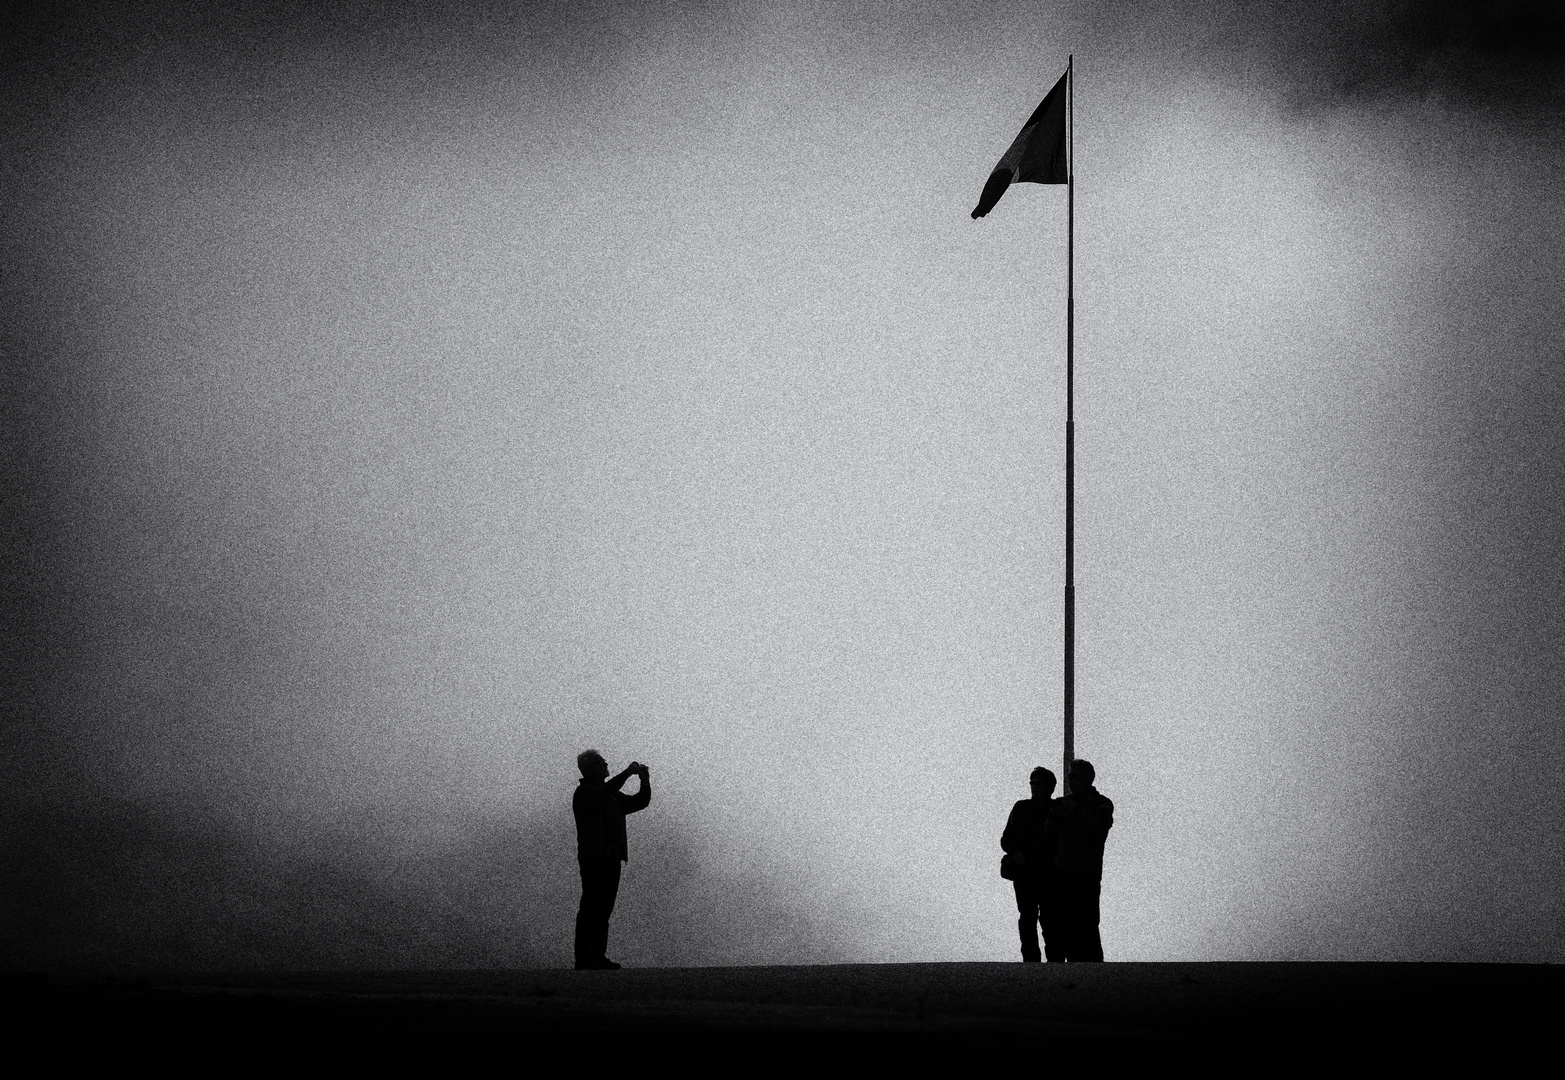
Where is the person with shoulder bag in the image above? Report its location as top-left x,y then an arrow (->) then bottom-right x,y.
1000,767 -> 1062,963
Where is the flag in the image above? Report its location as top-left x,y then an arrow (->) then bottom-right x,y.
970,69 -> 1069,219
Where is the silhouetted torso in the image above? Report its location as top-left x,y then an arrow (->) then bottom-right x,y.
573,775 -> 650,866
1001,797 -> 1058,880
1046,784 -> 1113,881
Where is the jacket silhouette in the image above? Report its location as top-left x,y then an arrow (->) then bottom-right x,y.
1002,797 -> 1059,880
1044,777 -> 1113,962
574,773 -> 649,865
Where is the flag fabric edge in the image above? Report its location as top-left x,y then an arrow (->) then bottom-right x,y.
970,67 -> 1070,219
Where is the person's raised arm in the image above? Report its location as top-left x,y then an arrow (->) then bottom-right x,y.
1041,799 -> 1064,847
621,762 -> 650,814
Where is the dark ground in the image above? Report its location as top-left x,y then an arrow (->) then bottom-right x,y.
5,962 -> 1558,1069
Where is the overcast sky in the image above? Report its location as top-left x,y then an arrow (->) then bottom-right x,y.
4,0 -> 1562,969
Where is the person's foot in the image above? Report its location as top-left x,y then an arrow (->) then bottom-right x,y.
596,958 -> 622,970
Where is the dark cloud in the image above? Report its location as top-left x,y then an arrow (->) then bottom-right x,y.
9,1 -> 1562,119
0,0 -> 668,163
1191,0 -> 1565,110
0,0 -> 707,90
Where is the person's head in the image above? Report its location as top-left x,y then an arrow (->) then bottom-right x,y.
1029,767 -> 1057,799
1069,758 -> 1095,789
577,749 -> 608,780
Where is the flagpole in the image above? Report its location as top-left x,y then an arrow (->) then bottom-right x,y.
1063,54 -> 1075,794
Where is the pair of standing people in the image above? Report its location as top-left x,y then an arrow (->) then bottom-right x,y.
1001,758 -> 1113,963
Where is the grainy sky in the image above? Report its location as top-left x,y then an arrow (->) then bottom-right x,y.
4,0 -> 1562,969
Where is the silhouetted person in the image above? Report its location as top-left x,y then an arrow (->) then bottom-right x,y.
1002,766 -> 1063,962
572,749 -> 650,970
1045,759 -> 1114,962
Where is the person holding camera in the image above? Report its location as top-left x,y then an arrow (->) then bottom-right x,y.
572,750 -> 651,970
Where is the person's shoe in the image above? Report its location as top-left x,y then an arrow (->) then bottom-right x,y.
596,958 -> 622,970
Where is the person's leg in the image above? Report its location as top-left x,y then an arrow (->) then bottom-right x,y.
1040,874 -> 1066,962
576,860 -> 622,968
1076,881 -> 1104,962
1014,880 -> 1042,962
1054,875 -> 1080,961
574,861 -> 599,968
596,860 -> 622,964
